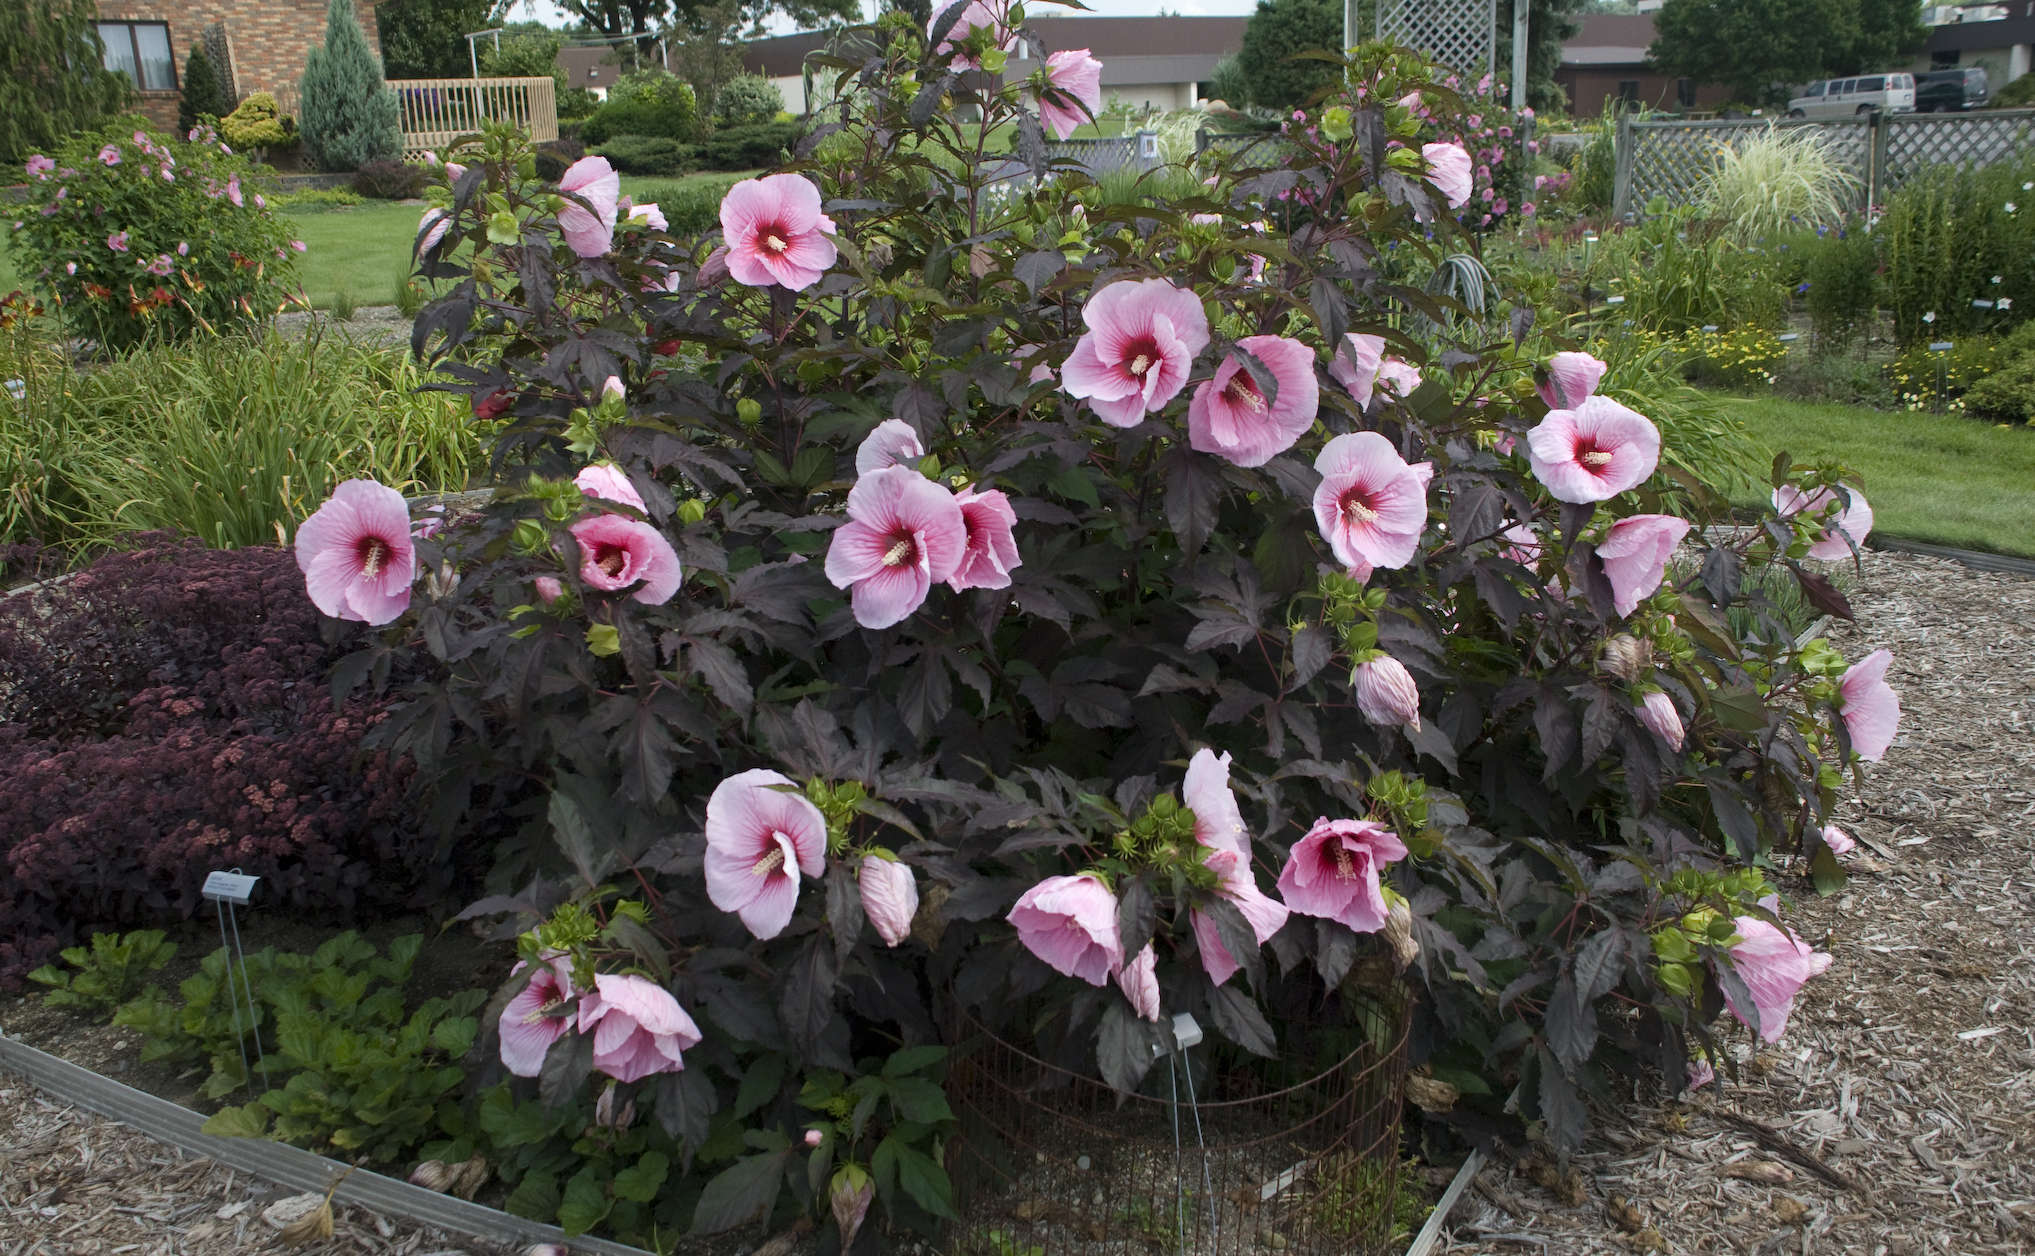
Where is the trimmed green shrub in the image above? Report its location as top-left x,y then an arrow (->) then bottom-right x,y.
629,175 -> 745,235
1961,353 -> 2035,423
219,92 -> 295,153
580,76 -> 701,146
1801,227 -> 1877,349
178,45 -> 233,136
299,0 -> 402,171
589,135 -> 698,176
714,73 -> 783,127
533,138 -> 586,181
698,120 -> 800,170
1990,73 -> 2035,108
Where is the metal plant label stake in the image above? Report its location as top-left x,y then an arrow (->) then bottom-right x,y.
200,869 -> 269,1093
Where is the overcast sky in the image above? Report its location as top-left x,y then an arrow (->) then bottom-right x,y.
501,0 -> 1259,34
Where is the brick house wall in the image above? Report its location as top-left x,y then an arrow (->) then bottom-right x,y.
94,0 -> 385,132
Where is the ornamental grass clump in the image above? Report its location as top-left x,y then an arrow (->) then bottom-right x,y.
302,14 -> 1895,1244
1697,127 -> 1861,245
11,119 -> 301,351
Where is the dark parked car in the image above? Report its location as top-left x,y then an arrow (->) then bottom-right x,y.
1916,67 -> 1989,112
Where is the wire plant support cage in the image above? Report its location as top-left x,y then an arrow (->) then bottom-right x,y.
943,987 -> 1410,1256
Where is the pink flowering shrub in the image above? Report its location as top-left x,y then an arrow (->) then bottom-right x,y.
323,25 -> 1894,1243
11,118 -> 300,351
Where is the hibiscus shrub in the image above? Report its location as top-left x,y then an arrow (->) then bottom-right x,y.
0,538 -> 461,986
324,10 -> 1892,1243
11,119 -> 301,352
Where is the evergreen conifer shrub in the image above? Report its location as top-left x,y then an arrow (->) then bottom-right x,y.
298,0 -> 403,172
178,44 -> 233,136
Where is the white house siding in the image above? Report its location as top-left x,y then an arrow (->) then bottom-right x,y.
768,72 -> 807,114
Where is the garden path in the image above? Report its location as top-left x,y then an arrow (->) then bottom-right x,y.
0,1078 -> 516,1254
1441,548 -> 2035,1255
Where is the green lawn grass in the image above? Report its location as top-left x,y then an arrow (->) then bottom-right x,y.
1716,396 -> 2035,557
1,171 -> 759,312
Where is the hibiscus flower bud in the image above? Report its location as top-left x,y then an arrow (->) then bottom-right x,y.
1599,633 -> 1652,684
1383,895 -> 1419,969
1352,654 -> 1421,731
1635,690 -> 1684,751
473,389 -> 511,420
858,854 -> 919,947
594,1084 -> 635,1131
831,1164 -> 876,1249
804,1128 -> 825,1148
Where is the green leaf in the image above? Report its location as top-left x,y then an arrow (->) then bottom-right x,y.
1809,842 -> 1847,895
200,1103 -> 269,1139
24,965 -> 69,990
735,1053 -> 787,1119
890,1142 -> 958,1220
881,1045 -> 947,1079
557,1165 -> 613,1236
429,1015 -> 477,1057
612,1150 -> 670,1203
691,1151 -> 787,1234
503,1169 -> 561,1220
885,1076 -> 953,1126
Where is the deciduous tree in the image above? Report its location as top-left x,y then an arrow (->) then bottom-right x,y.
1236,0 -> 1342,110
377,0 -> 511,80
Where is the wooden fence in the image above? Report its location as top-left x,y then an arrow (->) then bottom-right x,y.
386,77 -> 559,161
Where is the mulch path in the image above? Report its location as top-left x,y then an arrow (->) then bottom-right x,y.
1440,548 -> 2035,1254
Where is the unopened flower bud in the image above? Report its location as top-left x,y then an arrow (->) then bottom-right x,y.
830,1164 -> 876,1249
858,854 -> 919,947
1383,896 -> 1419,970
805,1128 -> 825,1148
1636,690 -> 1685,751
533,575 -> 564,604
594,1084 -> 634,1130
1599,633 -> 1652,684
1352,655 -> 1421,732
600,375 -> 625,402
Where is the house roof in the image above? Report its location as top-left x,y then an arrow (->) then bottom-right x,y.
558,44 -> 630,89
1559,13 -> 1657,68
741,15 -> 1246,83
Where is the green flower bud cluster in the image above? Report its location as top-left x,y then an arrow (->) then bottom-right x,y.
805,778 -> 867,854
1317,568 -> 1387,660
1110,793 -> 1220,889
1366,770 -> 1429,832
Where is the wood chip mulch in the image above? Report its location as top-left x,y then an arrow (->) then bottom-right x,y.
0,1084 -> 518,1254
1441,549 -> 2035,1255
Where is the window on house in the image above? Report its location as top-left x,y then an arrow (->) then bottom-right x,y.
1676,77 -> 1696,108
1617,79 -> 1641,104
98,21 -> 176,92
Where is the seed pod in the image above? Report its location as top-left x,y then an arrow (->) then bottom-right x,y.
450,1155 -> 490,1201
1382,896 -> 1420,970
1599,633 -> 1652,684
407,1160 -> 455,1193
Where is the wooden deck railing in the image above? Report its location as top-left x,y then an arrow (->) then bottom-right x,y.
386,77 -> 559,161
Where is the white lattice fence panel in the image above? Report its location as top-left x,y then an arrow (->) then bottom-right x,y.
1884,110 -> 2035,192
1628,119 -> 1869,210
1376,0 -> 1495,79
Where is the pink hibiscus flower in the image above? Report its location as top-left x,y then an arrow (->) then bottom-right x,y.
719,173 -> 838,291
1421,142 -> 1474,209
1838,649 -> 1900,761
1636,690 -> 1684,750
226,174 -> 243,207
497,955 -> 576,1077
929,0 -> 1011,68
294,479 -> 417,626
1375,357 -> 1423,401
1187,335 -> 1320,467
823,466 -> 967,629
1352,654 -> 1421,731
569,514 -> 682,604
856,418 -> 926,475
1721,913 -> 1832,1044
1597,514 -> 1691,617
106,231 -> 129,253
627,202 -> 668,230
25,155 -> 54,180
1036,49 -> 1104,141
1821,825 -> 1856,856
948,485 -> 1022,592
576,973 -> 702,1082
1190,847 -> 1290,986
575,463 -> 646,512
1183,747 -> 1249,861
858,854 -> 919,947
1773,485 -> 1873,561
1537,351 -> 1608,409
1115,944 -> 1160,1020
98,144 -> 121,166
1329,333 -> 1385,406
557,155 -> 621,257
1526,396 -> 1661,503
1311,432 -> 1433,571
1007,873 -> 1123,986
704,768 -> 828,940
1275,818 -> 1409,934
1059,278 -> 1210,427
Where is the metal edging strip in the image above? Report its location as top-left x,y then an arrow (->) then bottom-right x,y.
0,1033 -> 654,1256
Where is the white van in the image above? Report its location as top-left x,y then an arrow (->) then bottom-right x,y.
1787,74 -> 1917,118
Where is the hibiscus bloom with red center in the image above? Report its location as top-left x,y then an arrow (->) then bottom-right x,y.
1187,334 -> 1319,467
824,466 -> 967,629
1311,432 -> 1432,572
719,173 -> 838,292
1059,278 -> 1209,427
1526,395 -> 1661,503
